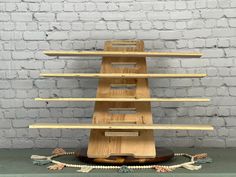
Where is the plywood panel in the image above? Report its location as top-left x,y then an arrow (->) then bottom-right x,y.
87,40 -> 156,158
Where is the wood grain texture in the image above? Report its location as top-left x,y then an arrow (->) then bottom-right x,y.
104,131 -> 139,137
87,40 -> 156,158
29,123 -> 214,130
40,73 -> 207,78
43,50 -> 202,57
35,97 -> 210,102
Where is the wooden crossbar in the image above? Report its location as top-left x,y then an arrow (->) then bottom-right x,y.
44,51 -> 202,58
35,98 -> 210,102
29,123 -> 214,130
40,73 -> 207,78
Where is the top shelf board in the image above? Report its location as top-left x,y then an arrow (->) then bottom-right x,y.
44,51 -> 202,58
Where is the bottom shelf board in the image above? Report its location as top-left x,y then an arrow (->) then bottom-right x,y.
29,123 -> 214,131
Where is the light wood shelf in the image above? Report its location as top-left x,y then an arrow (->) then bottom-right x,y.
40,73 -> 207,78
29,123 -> 214,131
35,97 -> 210,102
44,51 -> 202,58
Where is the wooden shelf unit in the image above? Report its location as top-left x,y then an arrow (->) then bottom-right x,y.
31,40 -> 212,158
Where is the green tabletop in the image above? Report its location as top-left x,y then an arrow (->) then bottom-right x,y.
0,148 -> 235,177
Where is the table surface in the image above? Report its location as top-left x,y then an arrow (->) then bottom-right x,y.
0,147 -> 235,177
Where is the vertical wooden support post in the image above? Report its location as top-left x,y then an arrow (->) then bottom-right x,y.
87,40 -> 156,158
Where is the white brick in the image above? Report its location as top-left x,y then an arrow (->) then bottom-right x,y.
16,3 -> 27,12
12,80 -> 33,89
57,79 -> 79,88
107,22 -> 117,30
39,3 -> 51,11
118,21 -> 129,30
74,3 -> 85,11
201,9 -> 224,18
225,49 -> 236,57
119,3 -> 130,11
34,13 -> 55,21
201,78 -> 223,86
171,79 -> 192,87
23,31 -> 45,41
183,29 -> 211,39
137,31 -> 159,39
0,120 -> 11,128
188,88 -> 204,96
141,21 -> 152,30
0,13 -> 10,21
79,12 -> 101,21
35,139 -> 58,148
102,12 -> 123,21
201,49 -> 224,58
11,13 -> 32,21
0,139 -> 11,148
125,12 -> 146,20
224,9 -> 236,17
46,32 -> 68,40
165,1 -> 175,10
64,3 -> 74,11
44,60 -> 65,69
94,21 -> 105,30
57,13 -> 78,21
196,1 -> 206,8
12,139 -> 34,148
218,39 -> 230,47
224,77 -> 236,86
226,139 -> 236,147
228,88 -> 236,96
187,20 -> 204,29
35,80 -> 56,88
160,31 -> 182,40
153,2 -> 164,10
217,18 -> 228,27
229,19 -> 236,27
147,12 -> 169,20
51,3 -> 63,11
210,59 -> 232,67
212,28 -> 236,37
5,3 -> 16,11
1,31 -> 23,40
170,11 -> 192,19
90,31 -> 113,39
69,31 -> 90,40
0,81 -> 11,88
176,1 -> 187,9
24,99 -> 46,108
207,0 -> 218,8
12,51 -> 34,60
1,99 -> 23,108
114,31 -> 135,39
28,3 -> 39,11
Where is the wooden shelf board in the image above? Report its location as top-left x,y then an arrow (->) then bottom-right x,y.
44,51 -> 202,58
35,98 -> 210,102
40,73 -> 207,78
29,123 -> 214,130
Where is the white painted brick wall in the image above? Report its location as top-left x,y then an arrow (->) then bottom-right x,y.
0,0 -> 235,148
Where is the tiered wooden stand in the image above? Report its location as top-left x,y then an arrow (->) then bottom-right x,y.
30,40 -> 213,164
